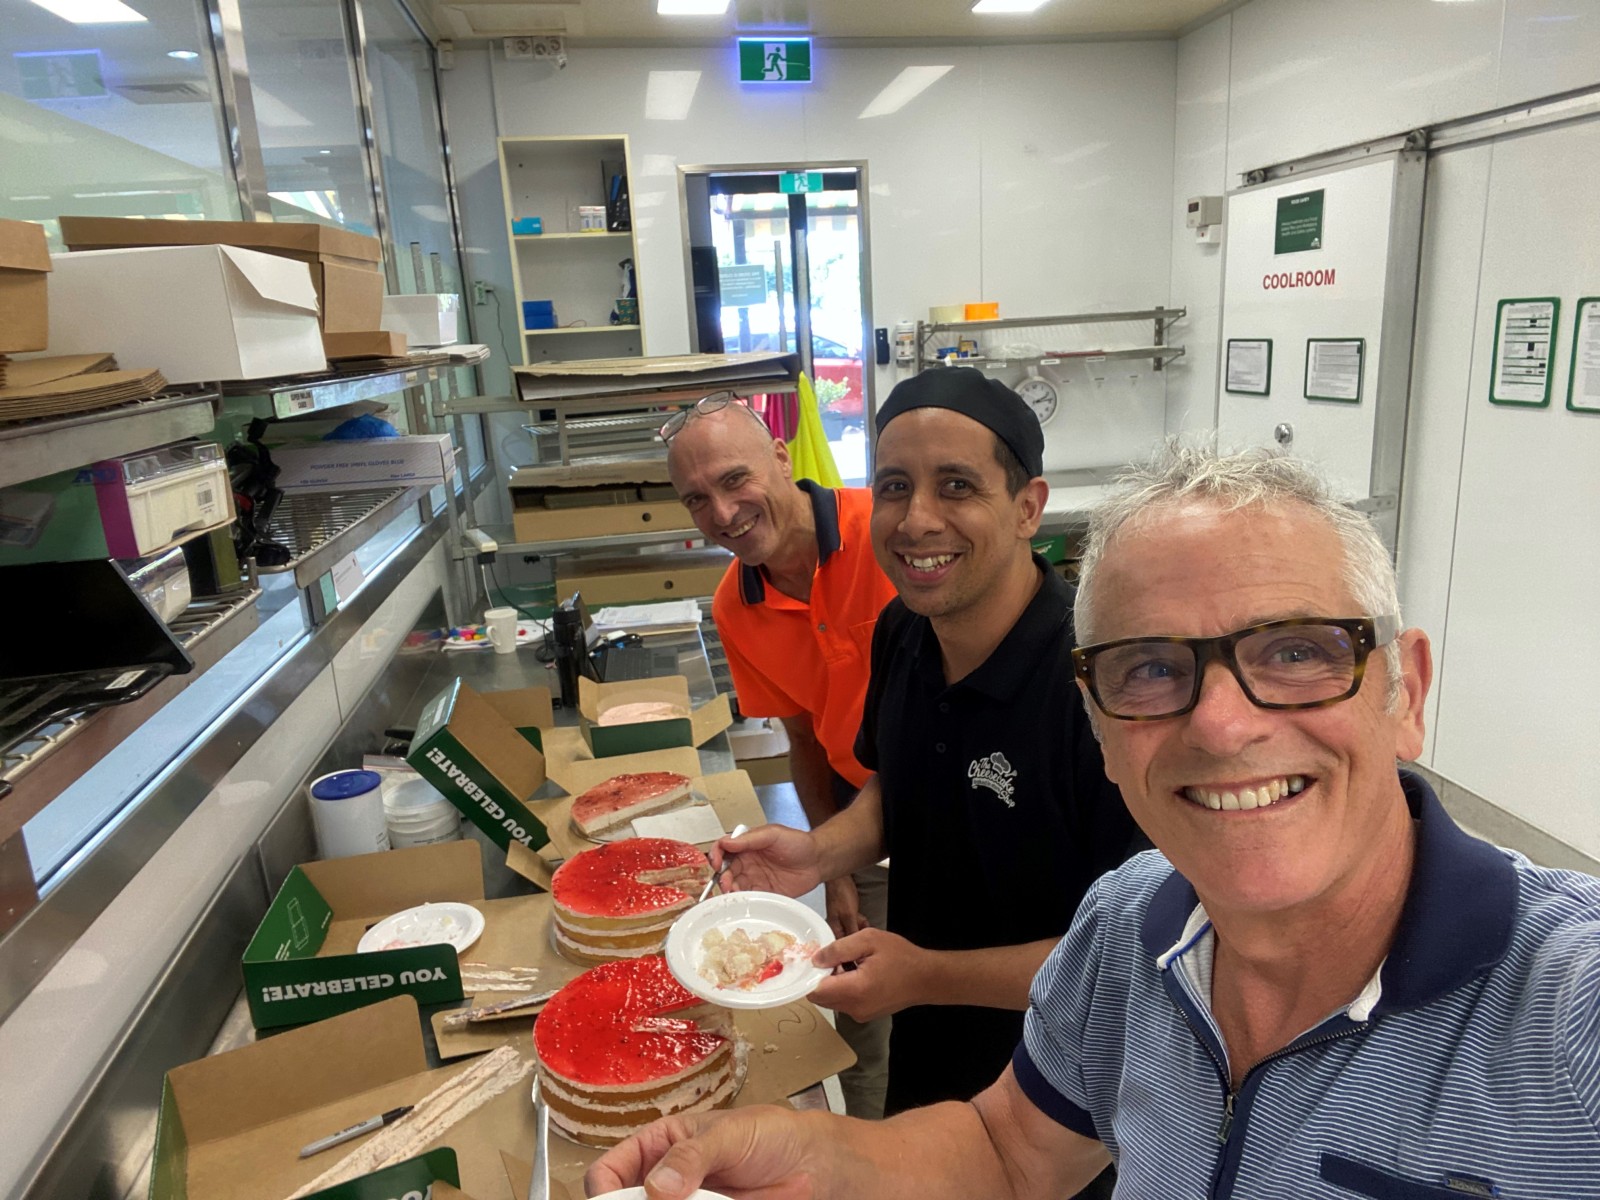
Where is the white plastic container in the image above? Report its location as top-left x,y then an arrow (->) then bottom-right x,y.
94,442 -> 233,558
384,776 -> 462,848
309,769 -> 391,859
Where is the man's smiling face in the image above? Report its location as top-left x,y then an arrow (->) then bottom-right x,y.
1084,500 -> 1430,918
667,406 -> 796,567
869,407 -> 1041,622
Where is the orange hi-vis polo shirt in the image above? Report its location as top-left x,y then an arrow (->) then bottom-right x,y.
711,482 -> 898,790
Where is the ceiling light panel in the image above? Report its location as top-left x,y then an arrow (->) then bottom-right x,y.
645,69 -> 702,120
972,0 -> 1051,13
27,0 -> 147,23
657,0 -> 730,14
859,65 -> 954,119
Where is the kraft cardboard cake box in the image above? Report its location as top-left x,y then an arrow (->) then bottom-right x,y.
406,678 -> 551,852
481,684 -> 555,753
150,996 -> 503,1200
241,841 -> 485,1031
576,674 -> 732,758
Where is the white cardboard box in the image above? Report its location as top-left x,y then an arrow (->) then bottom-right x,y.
381,293 -> 460,347
270,434 -> 456,492
45,245 -> 325,383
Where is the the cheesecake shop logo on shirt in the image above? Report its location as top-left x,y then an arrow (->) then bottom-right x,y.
968,751 -> 1017,807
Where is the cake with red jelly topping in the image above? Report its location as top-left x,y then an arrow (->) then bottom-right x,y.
570,771 -> 693,837
533,954 -> 743,1146
551,837 -> 710,963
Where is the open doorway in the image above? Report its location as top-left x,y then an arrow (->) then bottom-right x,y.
680,163 -> 873,485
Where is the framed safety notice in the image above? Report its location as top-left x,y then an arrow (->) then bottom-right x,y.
1567,297 -> 1600,415
1225,339 -> 1272,396
1489,297 -> 1559,407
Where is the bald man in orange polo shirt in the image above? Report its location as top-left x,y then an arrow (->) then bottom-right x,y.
665,396 -> 898,1119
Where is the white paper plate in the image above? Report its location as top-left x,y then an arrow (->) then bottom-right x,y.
356,901 -> 485,955
665,891 -> 833,1010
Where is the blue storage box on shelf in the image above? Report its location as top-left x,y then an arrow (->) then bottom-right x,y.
511,216 -> 542,235
522,300 -> 556,330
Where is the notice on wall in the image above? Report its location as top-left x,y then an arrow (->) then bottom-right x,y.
1225,339 -> 1273,395
1490,298 -> 1559,407
1304,338 -> 1364,403
718,263 -> 768,308
1566,298 -> 1600,414
1275,189 -> 1325,255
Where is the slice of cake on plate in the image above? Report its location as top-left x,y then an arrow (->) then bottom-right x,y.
533,954 -> 744,1146
570,770 -> 693,837
552,837 -> 710,963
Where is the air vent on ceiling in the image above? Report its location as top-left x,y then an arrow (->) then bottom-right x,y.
112,81 -> 211,104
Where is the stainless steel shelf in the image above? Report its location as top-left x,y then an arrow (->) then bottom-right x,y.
0,392 -> 220,490
522,412 -> 663,438
219,360 -> 450,419
929,346 -> 1187,369
0,585 -> 261,831
255,486 -> 421,589
439,380 -> 796,418
921,306 -> 1186,336
468,522 -> 702,559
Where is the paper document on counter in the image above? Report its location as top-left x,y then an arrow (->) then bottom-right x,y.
593,600 -> 703,631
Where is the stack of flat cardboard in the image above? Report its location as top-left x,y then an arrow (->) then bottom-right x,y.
0,353 -> 167,423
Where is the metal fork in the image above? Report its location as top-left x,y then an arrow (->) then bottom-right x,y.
697,823 -> 749,904
527,1075 -> 549,1200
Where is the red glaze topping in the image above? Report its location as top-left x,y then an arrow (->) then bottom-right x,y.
552,838 -> 707,917
571,772 -> 690,825
534,956 -> 726,1085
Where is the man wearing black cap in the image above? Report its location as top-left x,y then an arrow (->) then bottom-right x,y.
717,368 -> 1138,1122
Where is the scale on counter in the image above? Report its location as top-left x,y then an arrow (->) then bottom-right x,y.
0,559 -> 194,765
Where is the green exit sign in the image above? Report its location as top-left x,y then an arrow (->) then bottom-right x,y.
779,172 -> 824,194
739,38 -> 812,83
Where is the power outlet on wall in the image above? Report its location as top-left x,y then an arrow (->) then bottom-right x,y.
473,281 -> 491,306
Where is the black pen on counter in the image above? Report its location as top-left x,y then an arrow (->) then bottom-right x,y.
298,1105 -> 413,1159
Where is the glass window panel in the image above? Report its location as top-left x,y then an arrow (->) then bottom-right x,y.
236,0 -> 377,234
0,0 -> 238,243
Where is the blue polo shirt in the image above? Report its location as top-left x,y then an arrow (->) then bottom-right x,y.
1016,772 -> 1600,1199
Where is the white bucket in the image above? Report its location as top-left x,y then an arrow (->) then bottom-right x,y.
384,777 -> 463,848
309,769 -> 390,859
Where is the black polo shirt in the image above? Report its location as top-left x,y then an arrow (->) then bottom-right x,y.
855,556 -> 1140,1115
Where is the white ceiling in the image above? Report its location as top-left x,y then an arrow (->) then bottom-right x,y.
431,0 -> 1239,44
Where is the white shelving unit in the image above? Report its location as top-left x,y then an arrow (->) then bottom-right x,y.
497,135 -> 645,365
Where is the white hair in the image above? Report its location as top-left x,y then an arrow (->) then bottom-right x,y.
1075,442 -> 1403,707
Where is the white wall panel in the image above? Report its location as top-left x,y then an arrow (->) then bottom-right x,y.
475,41 -> 1179,471
1429,119 -> 1600,857
1396,145 -> 1493,764
1166,15 -> 1231,435
1226,0 -> 1502,176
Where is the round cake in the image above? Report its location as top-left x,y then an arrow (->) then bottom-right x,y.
533,955 -> 744,1146
551,837 -> 710,963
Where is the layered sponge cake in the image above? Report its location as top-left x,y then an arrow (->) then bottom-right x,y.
569,771 -> 693,837
551,837 -> 710,963
533,955 -> 744,1146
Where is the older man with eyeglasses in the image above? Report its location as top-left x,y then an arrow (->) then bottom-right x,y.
588,443 -> 1600,1200
662,391 -> 900,1119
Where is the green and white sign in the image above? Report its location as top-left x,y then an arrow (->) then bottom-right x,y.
779,171 -> 824,194
1275,188 -> 1325,255
719,262 -> 768,307
15,51 -> 106,100
739,38 -> 812,83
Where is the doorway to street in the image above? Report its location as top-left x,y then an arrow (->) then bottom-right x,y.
680,164 -> 872,485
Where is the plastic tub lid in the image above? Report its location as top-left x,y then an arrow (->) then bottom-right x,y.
386,776 -> 451,812
311,769 -> 382,801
